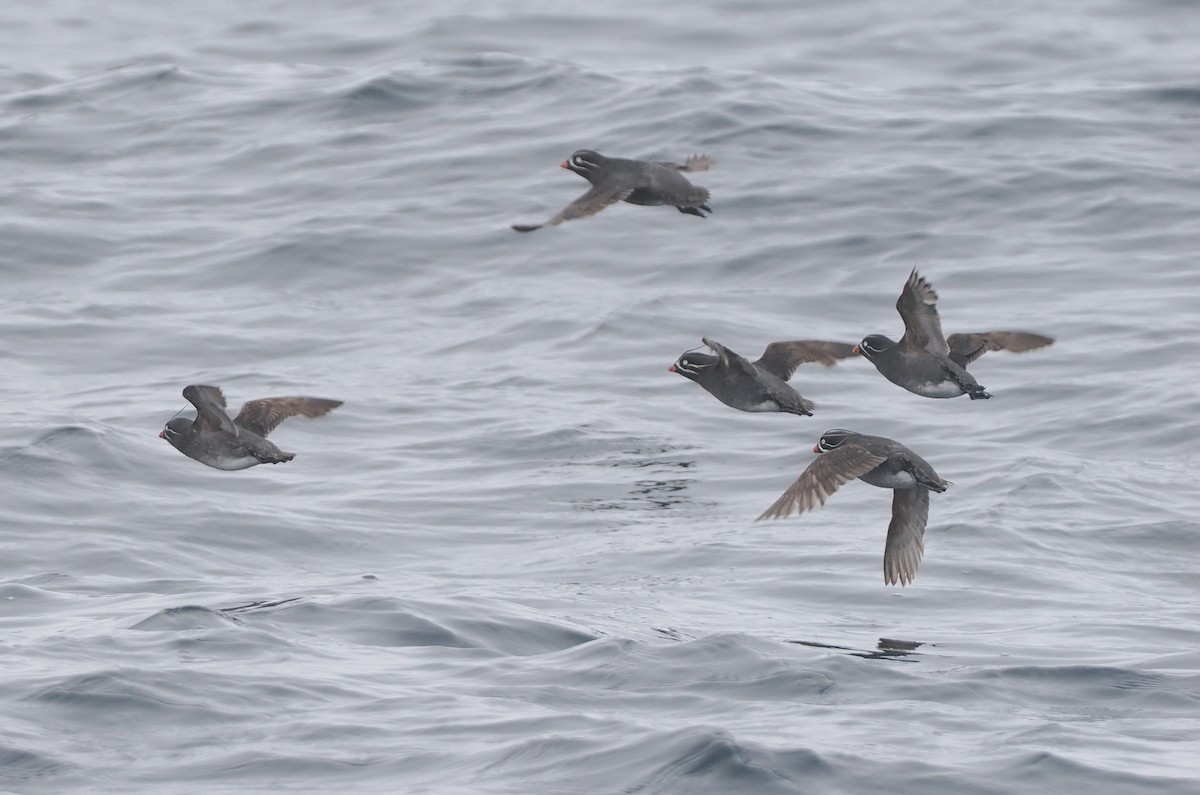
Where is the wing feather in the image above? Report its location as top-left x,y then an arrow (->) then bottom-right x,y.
700,337 -> 760,381
896,270 -> 949,356
753,340 -> 857,380
946,331 -> 1054,368
512,186 -> 633,232
656,153 -> 716,172
182,384 -> 236,435
883,488 -> 929,586
757,444 -> 888,521
234,397 -> 342,438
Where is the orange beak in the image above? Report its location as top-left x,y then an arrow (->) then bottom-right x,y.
560,161 -> 570,169
851,344 -> 861,354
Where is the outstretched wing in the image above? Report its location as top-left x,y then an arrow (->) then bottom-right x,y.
512,186 -> 634,232
757,443 -> 888,520
657,153 -> 716,173
896,269 -> 949,356
946,331 -> 1054,368
234,397 -> 342,438
753,340 -> 858,381
883,488 -> 929,586
182,384 -> 237,435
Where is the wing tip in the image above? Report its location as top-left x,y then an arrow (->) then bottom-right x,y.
305,398 -> 343,417
756,500 -> 793,521
813,342 -> 859,366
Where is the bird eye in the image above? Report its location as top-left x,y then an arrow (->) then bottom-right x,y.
680,358 -> 689,366
572,155 -> 582,166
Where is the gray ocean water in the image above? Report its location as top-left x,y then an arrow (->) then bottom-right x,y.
3,2 -> 1199,792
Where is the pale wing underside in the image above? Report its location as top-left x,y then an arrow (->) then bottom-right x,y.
757,444 -> 888,520
512,187 -> 634,232
883,488 -> 929,586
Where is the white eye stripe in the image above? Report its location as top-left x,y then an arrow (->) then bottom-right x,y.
674,357 -> 711,374
819,431 -> 850,449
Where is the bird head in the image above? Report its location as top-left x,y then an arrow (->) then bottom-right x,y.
561,149 -> 604,179
853,334 -> 894,360
668,350 -> 718,381
159,417 -> 190,448
814,429 -> 854,454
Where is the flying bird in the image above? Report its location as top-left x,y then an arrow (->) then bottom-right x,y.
512,149 -> 714,232
758,429 -> 949,586
670,337 -> 856,416
855,269 -> 1053,399
159,384 -> 341,470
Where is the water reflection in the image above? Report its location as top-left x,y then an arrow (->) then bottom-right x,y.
788,636 -> 927,662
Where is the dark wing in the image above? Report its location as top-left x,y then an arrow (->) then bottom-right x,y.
753,340 -> 858,380
896,269 -> 949,356
656,153 -> 716,173
701,337 -> 760,381
883,488 -> 929,586
511,186 -> 634,232
234,397 -> 342,438
182,384 -> 237,434
945,331 -> 1055,368
756,443 -> 888,520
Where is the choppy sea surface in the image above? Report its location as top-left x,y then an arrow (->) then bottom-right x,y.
2,2 -> 1199,792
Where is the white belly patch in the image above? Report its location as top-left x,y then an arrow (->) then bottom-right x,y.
865,470 -> 917,489
915,381 -> 963,399
209,455 -> 261,471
